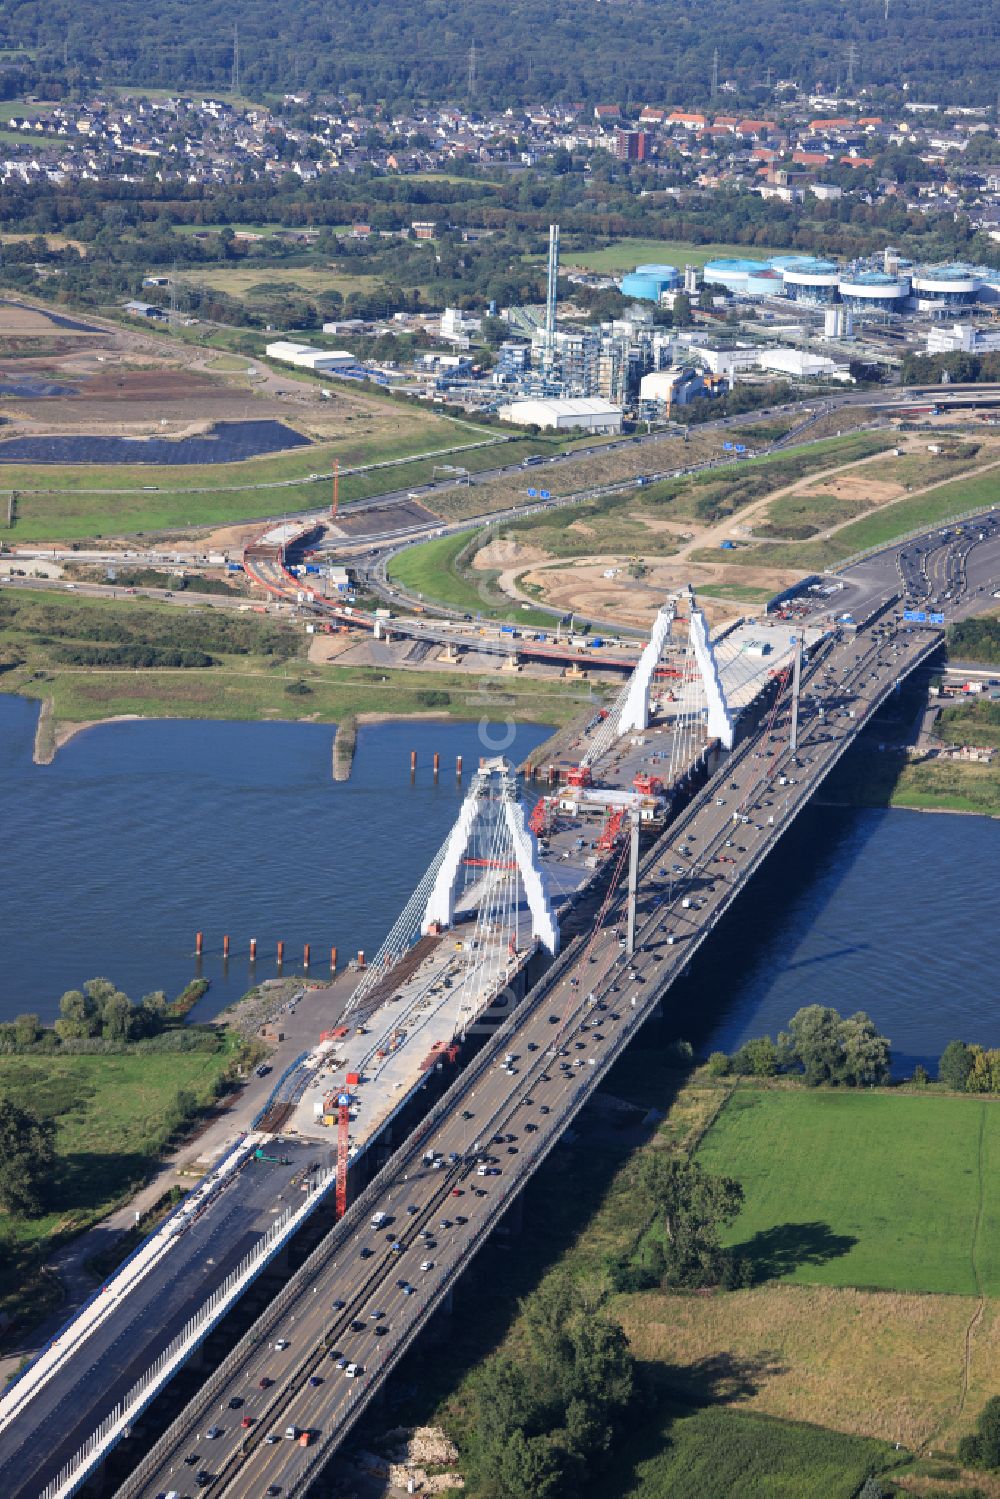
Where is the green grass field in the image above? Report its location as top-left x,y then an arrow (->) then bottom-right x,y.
702,463 -> 1000,571
387,529 -> 556,626
175,263 -> 383,299
0,1045 -> 233,1327
697,1088 -> 1000,1296
563,238 -> 793,274
0,586 -> 591,728
599,1402 -> 898,1499
0,419 -> 516,541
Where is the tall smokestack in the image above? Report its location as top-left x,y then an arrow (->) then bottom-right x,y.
545,223 -> 560,344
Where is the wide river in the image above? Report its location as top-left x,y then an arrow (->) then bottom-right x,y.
1,696 -> 996,1070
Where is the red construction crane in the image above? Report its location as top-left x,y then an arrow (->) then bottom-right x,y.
598,807 -> 626,851
529,796 -> 550,837
335,1089 -> 352,1218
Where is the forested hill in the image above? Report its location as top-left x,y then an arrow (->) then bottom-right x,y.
0,0 -> 996,108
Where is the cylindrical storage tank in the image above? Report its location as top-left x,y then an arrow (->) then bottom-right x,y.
620,264 -> 680,302
910,265 -> 981,311
837,270 -> 910,314
702,258 -> 771,295
780,256 -> 841,304
745,268 -> 784,299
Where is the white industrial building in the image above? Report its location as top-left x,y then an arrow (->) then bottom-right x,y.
265,341 -> 359,374
926,322 -> 1000,355
695,344 -> 762,378
757,347 -> 853,381
440,307 -> 482,345
639,369 -> 686,402
498,397 -> 624,433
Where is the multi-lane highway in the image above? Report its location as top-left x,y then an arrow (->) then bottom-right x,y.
118,593 -> 947,1499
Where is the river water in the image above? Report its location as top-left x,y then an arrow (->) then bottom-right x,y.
0,696 -> 550,1022
0,695 -> 997,1071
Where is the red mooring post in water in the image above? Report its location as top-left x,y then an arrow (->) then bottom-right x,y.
276,940 -> 284,966
357,950 -> 366,968
330,945 -> 338,972
410,750 -> 417,774
249,937 -> 258,962
456,754 -> 463,778
223,934 -> 230,958
195,931 -> 204,956
303,943 -> 311,968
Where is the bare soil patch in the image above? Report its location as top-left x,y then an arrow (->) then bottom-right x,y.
472,536 -> 550,572
800,474 -> 903,506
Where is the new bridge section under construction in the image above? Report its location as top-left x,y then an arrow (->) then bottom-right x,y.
116,604 -> 944,1499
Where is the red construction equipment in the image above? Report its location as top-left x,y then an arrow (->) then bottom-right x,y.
529,797 -> 549,837
632,772 -> 664,796
598,808 -> 626,851
566,764 -> 592,788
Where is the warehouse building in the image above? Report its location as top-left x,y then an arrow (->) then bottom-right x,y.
264,341 -> 361,374
498,397 -> 624,433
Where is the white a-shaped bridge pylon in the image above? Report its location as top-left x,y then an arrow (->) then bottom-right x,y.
689,605 -> 735,749
613,593 -> 734,749
617,602 -> 675,736
422,758 -> 559,954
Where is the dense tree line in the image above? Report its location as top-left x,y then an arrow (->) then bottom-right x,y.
0,156 -> 996,326
461,1277 -> 635,1498
937,1040 -> 1000,1094
0,1099 -> 55,1217
708,1004 -> 892,1086
608,1155 -> 749,1293
0,0 -> 996,106
0,595 -> 300,660
0,978 -> 213,1055
902,351 -> 1000,386
947,617 -> 1000,666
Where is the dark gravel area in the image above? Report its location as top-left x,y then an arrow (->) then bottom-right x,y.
0,419 -> 311,465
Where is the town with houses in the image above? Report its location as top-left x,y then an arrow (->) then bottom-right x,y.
6,86 -> 1000,429
2,87 -> 999,228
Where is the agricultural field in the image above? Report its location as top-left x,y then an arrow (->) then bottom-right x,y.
173,263 -> 383,300
616,1280 -> 989,1454
408,1050 -> 1000,1492
561,238 -> 793,274
697,1088 -> 1000,1296
598,1402 -> 900,1499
